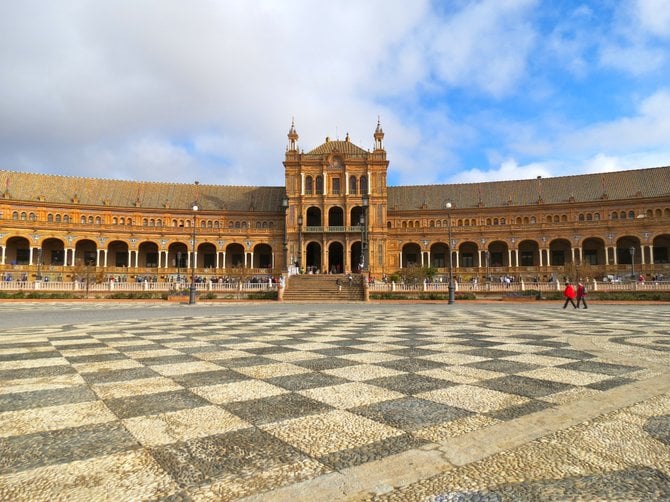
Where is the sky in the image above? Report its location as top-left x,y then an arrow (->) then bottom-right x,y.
2,0 -> 670,188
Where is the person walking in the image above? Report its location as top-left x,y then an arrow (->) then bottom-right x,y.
576,282 -> 588,309
563,281 -> 577,309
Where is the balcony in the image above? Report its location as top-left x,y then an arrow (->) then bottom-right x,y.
303,225 -> 363,233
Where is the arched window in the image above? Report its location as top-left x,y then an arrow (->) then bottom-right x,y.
402,221 -> 407,228
262,222 -> 268,228
436,220 -> 441,227
157,220 -> 163,227
620,211 -> 626,219
88,216 -> 94,224
207,221 -> 212,228
500,218 -> 505,225
486,218 -> 492,225
256,221 -> 262,228
63,215 -> 70,223
12,211 -> 18,220
55,214 -> 62,223
546,215 -> 552,223
493,218 -> 499,225
628,210 -> 635,219
516,217 -> 522,224
523,217 -> 529,224
349,175 -> 357,194
95,216 -> 101,225
315,175 -> 324,194
305,176 -> 313,195
81,216 -> 86,224
112,217 -> 118,225
241,221 -> 248,228
409,221 -> 414,228
172,219 -> 178,227
578,214 -> 585,221
586,213 -> 592,221
235,221 -> 240,228
269,222 -> 274,228
120,217 -> 126,225
530,216 -> 536,224
143,218 -> 148,226
387,221 -> 392,229
360,176 -> 368,195
48,213 -> 54,222
594,213 -> 600,221
214,221 -> 219,228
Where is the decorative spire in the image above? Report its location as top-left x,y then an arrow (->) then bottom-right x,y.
287,117 -> 299,151
374,116 -> 384,151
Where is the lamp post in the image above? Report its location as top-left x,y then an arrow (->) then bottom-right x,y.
360,194 -> 369,274
176,251 -> 181,286
189,200 -> 199,304
445,201 -> 455,304
36,248 -> 43,281
484,250 -> 490,290
281,194 -> 289,271
297,214 -> 303,271
629,246 -> 635,279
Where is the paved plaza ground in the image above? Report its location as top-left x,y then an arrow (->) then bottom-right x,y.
0,301 -> 669,501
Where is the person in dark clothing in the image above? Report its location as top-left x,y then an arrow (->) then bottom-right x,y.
563,282 -> 577,309
576,282 -> 588,309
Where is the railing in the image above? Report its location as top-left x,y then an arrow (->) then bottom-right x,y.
368,280 -> 670,293
303,225 -> 363,233
0,280 -> 278,292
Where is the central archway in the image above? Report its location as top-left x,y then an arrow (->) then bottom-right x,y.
305,242 -> 322,273
328,242 -> 344,273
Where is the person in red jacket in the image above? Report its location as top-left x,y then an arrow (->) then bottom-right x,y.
576,282 -> 588,309
563,282 -> 577,309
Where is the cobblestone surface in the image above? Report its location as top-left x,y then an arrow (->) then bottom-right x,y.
0,302 -> 668,501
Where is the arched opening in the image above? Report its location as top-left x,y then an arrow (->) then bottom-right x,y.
41,238 -> 65,266
351,241 -> 363,272
430,243 -> 448,268
328,206 -> 344,227
226,243 -> 246,268
518,239 -> 539,267
138,241 -> 159,268
109,240 -> 130,267
74,239 -> 97,266
253,243 -> 272,269
401,243 -> 422,268
306,206 -> 322,226
652,234 -> 670,263
328,242 -> 344,273
305,241 -> 322,272
199,242 -> 217,268
5,236 -> 31,265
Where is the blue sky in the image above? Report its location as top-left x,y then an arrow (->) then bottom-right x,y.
1,0 -> 670,187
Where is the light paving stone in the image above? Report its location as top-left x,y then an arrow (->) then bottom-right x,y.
0,450 -> 178,501
0,346 -> 53,356
262,409 -> 405,457
72,359 -> 144,373
500,353 -> 577,367
91,376 -> 184,400
234,362 -> 310,379
58,347 -> 120,357
337,352 -> 405,364
299,382 -> 404,409
0,358 -> 70,370
264,350 -> 327,362
520,367 -> 612,386
419,352 -> 490,365
416,367 -> 481,384
195,349 -> 253,361
418,384 -> 530,413
128,348 -> 183,359
0,400 -> 116,438
0,373 -> 86,395
150,361 -> 223,377
192,380 -> 288,404
539,386 -> 603,405
322,364 -> 406,382
122,405 -> 250,447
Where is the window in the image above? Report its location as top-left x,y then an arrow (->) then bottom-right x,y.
530,216 -> 536,224
584,249 -> 598,265
16,248 -> 30,265
81,216 -> 86,224
55,214 -> 62,223
628,210 -> 635,219
29,213 -> 36,221
490,252 -> 503,267
12,211 -> 18,220
51,250 -> 64,266
332,177 -> 340,195
521,251 -> 534,266
461,253 -> 474,267
551,250 -> 565,266
315,175 -> 324,194
360,176 -> 368,194
21,212 -> 27,220
145,253 -> 159,268
349,176 -> 357,194
48,214 -> 54,222
305,176 -> 313,195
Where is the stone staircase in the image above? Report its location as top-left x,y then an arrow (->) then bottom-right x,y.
282,274 -> 366,302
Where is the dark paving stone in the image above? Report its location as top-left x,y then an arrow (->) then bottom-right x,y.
116,344 -> 165,353
386,347 -> 441,358
64,352 -> 127,363
644,415 -> 670,446
265,372 -> 350,391
311,347 -> 369,357
460,348 -> 522,359
388,338 -> 438,347
293,357 -> 359,371
486,399 -> 554,421
539,348 -> 596,360
80,366 -> 160,384
509,334 -> 555,340
524,340 -> 568,348
366,373 -> 455,395
466,359 -> 541,374
0,422 -> 139,475
451,339 -> 501,348
178,345 -> 221,354
558,360 -> 642,376
478,374 -> 574,398
50,342 -> 108,350
0,350 -> 63,362
104,389 -> 210,419
0,385 -> 98,412
218,356 -> 276,368
318,433 -> 427,471
324,339 -> 372,347
149,427 -> 317,488
238,346 -> 297,356
171,369 -> 248,387
351,397 -> 472,431
223,392 -> 333,425
586,377 -> 637,391
0,364 -> 76,381
375,358 -> 444,373
135,354 -> 199,366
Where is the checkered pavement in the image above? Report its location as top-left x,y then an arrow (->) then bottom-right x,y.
0,306 -> 665,500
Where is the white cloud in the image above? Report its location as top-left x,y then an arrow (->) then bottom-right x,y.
451,158 -> 553,183
635,0 -> 670,38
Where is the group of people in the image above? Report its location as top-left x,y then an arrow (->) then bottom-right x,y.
563,282 -> 588,309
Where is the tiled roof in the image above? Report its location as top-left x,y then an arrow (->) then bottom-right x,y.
0,170 -> 285,212
388,166 -> 670,211
305,139 -> 369,156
